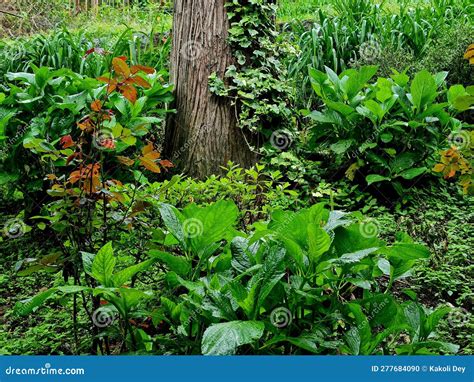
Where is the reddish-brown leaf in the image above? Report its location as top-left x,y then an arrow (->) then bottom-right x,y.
60,135 -> 75,149
113,57 -> 130,78
120,85 -> 137,104
130,65 -> 155,75
91,100 -> 102,112
159,160 -> 174,168
131,76 -> 151,89
117,156 -> 135,166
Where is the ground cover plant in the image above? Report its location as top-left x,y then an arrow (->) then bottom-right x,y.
0,0 -> 472,357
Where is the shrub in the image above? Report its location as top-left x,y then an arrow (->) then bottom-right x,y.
14,200 -> 457,355
302,66 -> 469,196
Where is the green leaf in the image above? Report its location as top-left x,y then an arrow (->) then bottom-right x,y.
453,95 -> 474,111
14,288 -> 58,316
344,303 -> 371,355
366,174 -> 390,185
390,153 -> 417,174
158,203 -> 185,245
182,200 -> 239,255
307,224 -> 331,262
91,242 -> 116,287
379,243 -> 430,261
112,259 -> 157,287
398,167 -> 426,180
81,251 -> 95,276
148,250 -> 191,276
330,139 -> 354,154
331,247 -> 379,265
410,70 -> 437,111
201,321 -> 264,355
447,85 -> 466,106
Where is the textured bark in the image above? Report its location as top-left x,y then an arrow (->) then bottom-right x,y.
166,0 -> 257,178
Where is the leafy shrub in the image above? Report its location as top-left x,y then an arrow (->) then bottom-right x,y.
352,23 -> 474,86
302,66 -> 469,195
0,57 -> 173,215
284,0 -> 473,109
15,199 -> 457,355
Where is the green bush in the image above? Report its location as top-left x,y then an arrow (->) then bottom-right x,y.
351,23 -> 474,86
15,199 -> 457,355
302,65 -> 470,195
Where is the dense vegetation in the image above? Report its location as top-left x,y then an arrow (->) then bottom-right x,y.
0,0 -> 472,356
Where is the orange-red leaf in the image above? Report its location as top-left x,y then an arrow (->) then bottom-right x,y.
98,76 -> 117,85
120,85 -> 137,104
130,65 -> 155,75
117,156 -> 135,166
113,57 -> 130,78
159,160 -> 174,168
142,142 -> 157,155
131,76 -> 151,89
139,143 -> 162,173
60,135 -> 75,149
91,100 -> 102,112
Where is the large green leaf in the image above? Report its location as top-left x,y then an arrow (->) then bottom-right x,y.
14,288 -> 58,316
182,200 -> 239,255
344,303 -> 372,355
331,247 -> 379,265
112,258 -> 157,287
307,224 -> 331,262
410,70 -> 437,111
201,321 -> 264,355
158,203 -> 185,246
91,242 -> 116,287
148,250 -> 191,276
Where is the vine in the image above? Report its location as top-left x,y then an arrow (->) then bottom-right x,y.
209,0 -> 295,150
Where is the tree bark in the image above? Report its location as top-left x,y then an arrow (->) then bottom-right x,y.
166,0 -> 257,178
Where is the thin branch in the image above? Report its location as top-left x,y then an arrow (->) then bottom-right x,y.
0,9 -> 23,18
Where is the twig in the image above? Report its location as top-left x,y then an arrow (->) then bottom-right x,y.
0,9 -> 23,18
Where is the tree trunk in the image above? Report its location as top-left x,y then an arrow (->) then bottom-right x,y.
166,0 -> 257,178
